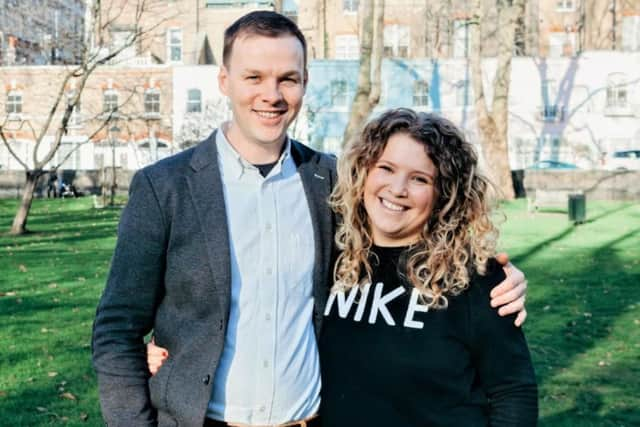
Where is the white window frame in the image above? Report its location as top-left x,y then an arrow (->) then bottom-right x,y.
556,0 -> 575,12
412,80 -> 429,107
343,0 -> 358,14
186,89 -> 202,113
144,88 -> 161,117
103,89 -> 119,115
167,28 -> 183,63
335,34 -> 360,59
605,73 -> 629,112
6,91 -> 22,118
383,25 -> 410,58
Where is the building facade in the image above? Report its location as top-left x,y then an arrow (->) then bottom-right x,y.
305,52 -> 640,169
0,64 -> 173,171
0,0 -> 86,65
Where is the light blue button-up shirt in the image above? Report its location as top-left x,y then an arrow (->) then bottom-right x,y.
206,129 -> 321,424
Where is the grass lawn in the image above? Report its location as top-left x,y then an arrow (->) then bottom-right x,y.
0,197 -> 639,426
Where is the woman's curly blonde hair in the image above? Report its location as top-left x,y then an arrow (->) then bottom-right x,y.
329,108 -> 499,309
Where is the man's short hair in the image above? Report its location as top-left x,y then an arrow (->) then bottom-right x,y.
223,10 -> 307,68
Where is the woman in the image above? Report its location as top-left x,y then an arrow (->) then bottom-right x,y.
148,109 -> 537,426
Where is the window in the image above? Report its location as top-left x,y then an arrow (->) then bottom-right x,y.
330,80 -> 348,107
606,74 -> 628,109
6,91 -> 22,115
103,90 -> 118,114
453,20 -> 469,58
186,89 -> 202,113
335,35 -> 359,59
167,28 -> 182,63
343,0 -> 358,13
622,16 -> 640,51
282,0 -> 298,23
144,89 -> 160,115
413,80 -> 429,106
384,25 -> 410,58
556,0 -> 575,12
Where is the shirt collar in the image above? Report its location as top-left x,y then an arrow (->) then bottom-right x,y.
216,123 -> 294,180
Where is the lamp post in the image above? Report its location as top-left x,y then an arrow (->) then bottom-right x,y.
109,123 -> 120,206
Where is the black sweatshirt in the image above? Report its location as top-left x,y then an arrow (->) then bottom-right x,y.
319,246 -> 538,427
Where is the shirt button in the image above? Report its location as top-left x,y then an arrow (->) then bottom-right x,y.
265,313 -> 271,321
263,360 -> 269,368
202,375 -> 210,385
266,267 -> 272,275
265,223 -> 272,231
259,405 -> 266,412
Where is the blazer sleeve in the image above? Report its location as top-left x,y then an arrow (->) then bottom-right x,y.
469,260 -> 539,427
92,169 -> 168,427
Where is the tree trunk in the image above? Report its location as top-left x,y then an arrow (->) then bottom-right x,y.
10,170 -> 41,235
468,0 -> 524,200
342,0 -> 384,146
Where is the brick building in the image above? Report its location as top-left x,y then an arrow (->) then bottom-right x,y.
0,0 -> 86,65
0,65 -> 173,171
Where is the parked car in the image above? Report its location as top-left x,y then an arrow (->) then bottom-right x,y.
526,160 -> 579,170
605,150 -> 640,171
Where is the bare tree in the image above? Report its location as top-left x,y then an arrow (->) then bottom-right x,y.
176,98 -> 230,149
342,0 -> 384,146
469,0 -> 526,200
0,0 -> 168,235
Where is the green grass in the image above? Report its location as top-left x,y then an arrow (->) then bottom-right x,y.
0,198 -> 639,426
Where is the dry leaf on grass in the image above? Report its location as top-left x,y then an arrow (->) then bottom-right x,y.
60,392 -> 77,401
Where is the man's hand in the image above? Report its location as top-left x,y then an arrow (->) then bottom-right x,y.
491,253 -> 527,327
147,338 -> 169,376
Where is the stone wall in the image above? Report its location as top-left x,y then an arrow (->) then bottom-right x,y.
522,170 -> 640,201
2,170 -> 639,201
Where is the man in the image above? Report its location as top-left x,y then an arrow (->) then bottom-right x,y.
92,11 -> 527,427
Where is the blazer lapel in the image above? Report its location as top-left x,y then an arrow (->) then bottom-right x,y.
186,131 -> 232,305
294,144 -> 335,338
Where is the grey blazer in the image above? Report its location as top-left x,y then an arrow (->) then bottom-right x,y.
92,131 -> 337,427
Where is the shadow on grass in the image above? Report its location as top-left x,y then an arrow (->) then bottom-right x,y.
540,389 -> 639,426
511,202 -> 636,266
516,220 -> 640,424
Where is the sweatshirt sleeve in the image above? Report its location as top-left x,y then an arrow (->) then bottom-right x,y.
469,259 -> 539,427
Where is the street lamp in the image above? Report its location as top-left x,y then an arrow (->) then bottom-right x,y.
109,123 -> 120,206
